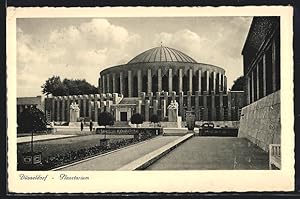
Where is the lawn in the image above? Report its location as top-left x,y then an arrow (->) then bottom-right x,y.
17,134 -> 143,170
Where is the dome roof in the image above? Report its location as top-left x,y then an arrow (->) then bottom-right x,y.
128,46 -> 197,64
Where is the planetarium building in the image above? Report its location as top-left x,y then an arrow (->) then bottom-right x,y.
43,46 -> 245,124
99,46 -> 226,97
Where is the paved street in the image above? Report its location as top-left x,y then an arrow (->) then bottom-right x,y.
146,137 -> 269,170
57,136 -> 179,171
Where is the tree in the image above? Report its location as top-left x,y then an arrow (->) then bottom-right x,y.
150,114 -> 160,126
231,76 -> 245,91
17,106 -> 47,153
17,106 -> 47,133
98,111 -> 114,139
41,75 -> 98,96
131,113 -> 144,127
41,76 -> 68,96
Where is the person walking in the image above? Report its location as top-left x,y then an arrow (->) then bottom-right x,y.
80,120 -> 84,131
89,120 -> 93,132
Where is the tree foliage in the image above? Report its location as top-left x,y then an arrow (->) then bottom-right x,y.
231,76 -> 245,91
98,111 -> 114,127
150,114 -> 159,124
17,107 -> 47,133
131,113 -> 144,126
41,75 -> 98,96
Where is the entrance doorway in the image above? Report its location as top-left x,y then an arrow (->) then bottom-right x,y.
120,112 -> 127,121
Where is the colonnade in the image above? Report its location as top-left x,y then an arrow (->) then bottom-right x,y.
100,68 -> 227,97
47,93 -> 122,122
246,33 -> 280,105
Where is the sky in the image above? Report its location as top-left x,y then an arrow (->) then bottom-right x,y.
17,17 -> 252,97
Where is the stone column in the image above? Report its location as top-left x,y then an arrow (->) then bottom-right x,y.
220,74 -> 224,93
147,69 -> 152,94
203,91 -> 208,121
120,71 -> 124,95
112,73 -> 116,93
179,91 -> 184,118
89,101 -> 94,121
272,39 -> 277,92
189,69 -> 193,92
161,99 -> 166,119
256,64 -> 260,99
211,91 -> 216,120
153,100 -> 158,115
51,97 -> 55,121
100,101 -> 106,113
106,74 -> 110,93
56,97 -> 60,121
88,94 -> 94,120
195,91 -> 200,120
98,76 -> 102,94
106,100 -> 113,113
205,71 -> 210,92
137,70 -> 142,95
247,76 -> 251,105
82,95 -> 88,117
112,93 -> 118,104
145,100 -> 150,121
179,69 -> 183,92
66,96 -> 71,122
212,71 -> 216,93
149,92 -> 153,105
171,91 -> 176,101
136,100 -> 142,114
140,92 -> 146,102
61,96 -> 66,121
168,68 -> 173,93
262,54 -> 267,97
224,75 -> 227,93
128,70 -> 132,97
102,75 -> 106,94
198,70 -> 202,93
227,92 -> 232,120
94,101 -> 99,122
218,73 -> 222,93
158,68 -> 162,92
156,92 -> 161,107
187,91 -> 192,111
251,71 -> 255,102
164,92 -> 168,104
219,92 -> 224,121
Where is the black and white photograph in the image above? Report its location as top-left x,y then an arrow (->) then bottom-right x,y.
7,7 -> 294,193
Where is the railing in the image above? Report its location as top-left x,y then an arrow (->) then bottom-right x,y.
269,144 -> 281,169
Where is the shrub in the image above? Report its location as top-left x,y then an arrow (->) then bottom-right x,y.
130,113 -> 144,127
98,111 -> 114,127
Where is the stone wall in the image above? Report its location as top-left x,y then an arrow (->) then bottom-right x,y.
238,90 -> 280,152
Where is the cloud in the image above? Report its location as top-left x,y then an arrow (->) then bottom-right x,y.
17,19 -> 141,97
153,22 -> 251,88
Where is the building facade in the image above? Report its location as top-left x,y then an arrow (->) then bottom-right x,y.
43,46 -> 245,123
17,96 -> 45,115
238,17 -> 281,152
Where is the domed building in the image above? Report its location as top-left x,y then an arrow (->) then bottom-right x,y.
43,46 -> 245,124
99,46 -> 226,97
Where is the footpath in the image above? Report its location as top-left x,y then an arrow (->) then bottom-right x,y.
55,135 -> 192,171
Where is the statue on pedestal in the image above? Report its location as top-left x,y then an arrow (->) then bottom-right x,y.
167,100 -> 179,122
69,102 -> 80,122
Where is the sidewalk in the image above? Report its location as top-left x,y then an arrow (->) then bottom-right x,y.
56,136 -> 180,171
17,134 -> 77,144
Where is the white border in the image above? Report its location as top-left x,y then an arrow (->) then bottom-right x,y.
7,6 -> 294,193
